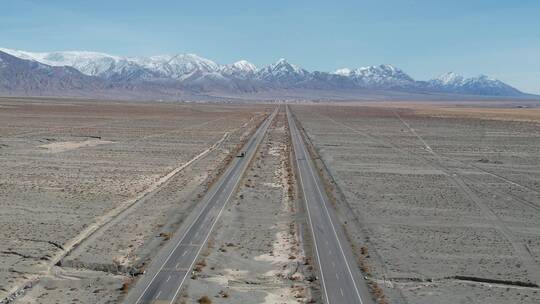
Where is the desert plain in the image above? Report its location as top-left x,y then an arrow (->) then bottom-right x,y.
0,97 -> 539,304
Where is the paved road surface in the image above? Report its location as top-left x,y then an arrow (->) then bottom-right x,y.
286,106 -> 374,304
124,108 -> 278,304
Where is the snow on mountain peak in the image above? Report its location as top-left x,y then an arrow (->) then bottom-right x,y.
433,72 -> 465,85
357,64 -> 402,75
164,54 -> 219,73
269,58 -> 305,74
431,72 -> 501,87
339,64 -> 415,87
170,53 -> 217,65
225,60 -> 257,72
334,68 -> 352,76
0,48 -> 130,76
219,60 -> 257,79
255,58 -> 308,83
232,60 -> 257,71
0,47 -> 524,96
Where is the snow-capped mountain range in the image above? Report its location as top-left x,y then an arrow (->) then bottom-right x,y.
0,47 -> 527,98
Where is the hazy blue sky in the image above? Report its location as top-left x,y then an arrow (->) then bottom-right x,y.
2,0 -> 539,93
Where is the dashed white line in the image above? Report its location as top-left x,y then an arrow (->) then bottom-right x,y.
155,291 -> 162,299
165,275 -> 171,282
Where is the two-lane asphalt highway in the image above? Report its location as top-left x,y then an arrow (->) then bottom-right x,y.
124,108 -> 278,304
286,106 -> 374,304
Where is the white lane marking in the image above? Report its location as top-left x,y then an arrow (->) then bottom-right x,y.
134,174 -> 224,304
340,288 -> 344,297
176,263 -> 180,269
182,250 -> 188,257
155,291 -> 162,299
168,109 -> 278,304
128,110 -> 272,304
336,273 -> 339,280
287,107 -> 330,304
166,275 -> 171,282
289,106 -> 364,304
305,132 -> 365,303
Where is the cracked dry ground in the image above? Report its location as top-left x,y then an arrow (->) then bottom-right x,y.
181,109 -> 318,304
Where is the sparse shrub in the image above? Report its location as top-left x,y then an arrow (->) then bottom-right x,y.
360,246 -> 369,256
369,281 -> 388,304
194,258 -> 207,272
217,290 -> 229,298
360,260 -> 370,274
119,278 -> 133,294
198,295 -> 212,304
158,232 -> 171,241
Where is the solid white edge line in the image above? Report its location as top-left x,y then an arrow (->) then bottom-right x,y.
133,168 -> 224,304
287,106 -> 330,304
290,106 -> 364,304
134,109 -> 275,304
168,108 -> 278,304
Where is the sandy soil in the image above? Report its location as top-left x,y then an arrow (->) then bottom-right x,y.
38,139 -> 114,153
4,98 -> 539,303
0,98 -> 271,303
15,267 -> 124,304
180,109 -> 318,303
413,106 -> 540,123
333,101 -> 540,123
291,103 -> 540,304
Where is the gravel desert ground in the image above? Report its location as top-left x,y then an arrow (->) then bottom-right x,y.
2,2 -> 540,304
291,102 -> 540,303
182,108 -> 317,303
0,98 -> 271,303
2,98 -> 540,304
